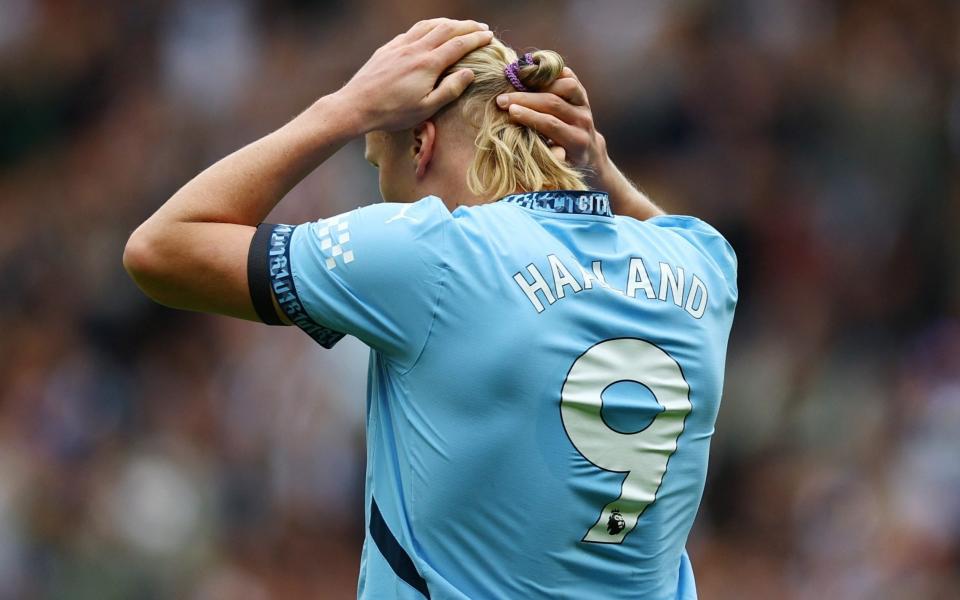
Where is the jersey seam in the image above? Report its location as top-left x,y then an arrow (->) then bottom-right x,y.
392,202 -> 451,377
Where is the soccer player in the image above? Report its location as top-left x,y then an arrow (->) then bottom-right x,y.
124,19 -> 737,599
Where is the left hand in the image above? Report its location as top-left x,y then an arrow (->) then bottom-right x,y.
337,18 -> 494,133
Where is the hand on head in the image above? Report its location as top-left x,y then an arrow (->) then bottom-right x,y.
349,21 -> 608,205
494,67 -> 606,171
338,18 -> 494,133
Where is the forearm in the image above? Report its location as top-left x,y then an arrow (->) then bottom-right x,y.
144,93 -> 360,230
591,136 -> 665,220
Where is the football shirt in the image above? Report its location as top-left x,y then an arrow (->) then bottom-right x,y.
259,190 -> 738,599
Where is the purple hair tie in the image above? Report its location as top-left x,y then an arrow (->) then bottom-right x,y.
505,52 -> 535,92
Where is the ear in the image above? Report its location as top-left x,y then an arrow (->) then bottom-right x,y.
412,120 -> 437,179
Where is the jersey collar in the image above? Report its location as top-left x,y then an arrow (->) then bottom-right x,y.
498,190 -> 613,218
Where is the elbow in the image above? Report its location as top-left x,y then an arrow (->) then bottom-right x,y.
123,226 -> 156,281
123,226 -> 171,304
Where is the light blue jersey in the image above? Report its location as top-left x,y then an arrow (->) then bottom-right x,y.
263,190 -> 737,599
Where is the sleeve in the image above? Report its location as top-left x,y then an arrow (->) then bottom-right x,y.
646,214 -> 738,300
262,195 -> 451,368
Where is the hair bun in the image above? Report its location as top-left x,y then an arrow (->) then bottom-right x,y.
517,50 -> 565,92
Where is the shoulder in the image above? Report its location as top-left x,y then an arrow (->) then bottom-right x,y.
643,214 -> 738,294
296,196 -> 452,258
354,195 -> 452,228
646,214 -> 734,248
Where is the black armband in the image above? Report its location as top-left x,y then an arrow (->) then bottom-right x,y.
247,222 -> 285,325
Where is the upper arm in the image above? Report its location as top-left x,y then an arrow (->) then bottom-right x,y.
126,196 -> 452,363
256,196 -> 451,366
123,221 -> 269,323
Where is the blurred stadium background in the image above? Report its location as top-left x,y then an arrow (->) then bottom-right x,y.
2,0 -> 959,598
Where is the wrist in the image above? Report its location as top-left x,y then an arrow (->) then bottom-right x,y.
305,92 -> 369,139
588,134 -> 615,187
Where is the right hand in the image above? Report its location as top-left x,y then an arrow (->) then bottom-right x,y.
494,67 -> 609,172
337,18 -> 494,133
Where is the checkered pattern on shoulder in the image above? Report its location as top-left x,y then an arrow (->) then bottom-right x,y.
315,215 -> 355,270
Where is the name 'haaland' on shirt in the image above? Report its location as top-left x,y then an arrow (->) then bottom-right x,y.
513,254 -> 708,319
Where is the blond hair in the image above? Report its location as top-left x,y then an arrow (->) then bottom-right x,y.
441,38 -> 588,200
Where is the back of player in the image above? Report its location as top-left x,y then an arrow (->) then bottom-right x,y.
326,192 -> 737,599
269,189 -> 737,599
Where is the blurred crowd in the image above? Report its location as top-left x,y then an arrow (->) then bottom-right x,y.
1,0 -> 958,598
